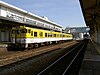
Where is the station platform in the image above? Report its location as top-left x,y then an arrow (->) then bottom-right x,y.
79,40 -> 100,75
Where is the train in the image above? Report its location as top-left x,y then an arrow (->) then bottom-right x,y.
83,34 -> 90,40
8,26 -> 73,50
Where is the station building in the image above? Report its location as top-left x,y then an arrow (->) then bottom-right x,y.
0,1 -> 62,42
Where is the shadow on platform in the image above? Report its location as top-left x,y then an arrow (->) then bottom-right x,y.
79,40 -> 100,75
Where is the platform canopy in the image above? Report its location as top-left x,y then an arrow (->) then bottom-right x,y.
79,0 -> 100,34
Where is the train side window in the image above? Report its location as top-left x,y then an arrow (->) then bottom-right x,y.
48,33 -> 50,37
54,34 -> 56,37
28,29 -> 31,33
45,33 -> 47,37
34,32 -> 37,37
50,34 -> 52,37
63,35 -> 65,37
40,32 -> 43,37
48,33 -> 52,37
21,29 -> 27,33
31,31 -> 33,36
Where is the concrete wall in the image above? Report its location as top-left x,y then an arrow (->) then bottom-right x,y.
0,6 -> 1,14
91,24 -> 100,44
91,24 -> 97,42
97,24 -> 100,44
0,30 -> 9,42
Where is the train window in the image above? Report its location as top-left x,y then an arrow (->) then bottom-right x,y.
31,31 -> 33,36
45,33 -> 47,37
49,34 -> 52,37
48,33 -> 52,37
60,34 -> 62,37
21,28 -> 27,33
40,32 -> 43,37
48,33 -> 50,37
34,32 -> 37,37
52,34 -> 54,37
63,35 -> 65,37
54,34 -> 56,37
50,34 -> 52,37
28,29 -> 31,33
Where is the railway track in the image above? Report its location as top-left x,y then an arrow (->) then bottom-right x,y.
0,40 -> 88,75
0,41 -> 80,75
37,40 -> 88,75
0,41 -> 78,67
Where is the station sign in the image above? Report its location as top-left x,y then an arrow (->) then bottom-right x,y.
6,11 -> 58,30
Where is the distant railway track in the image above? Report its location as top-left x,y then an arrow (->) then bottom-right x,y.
37,40 -> 88,75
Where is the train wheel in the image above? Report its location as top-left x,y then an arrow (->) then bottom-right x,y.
45,42 -> 49,46
28,44 -> 33,50
35,44 -> 39,48
21,44 -> 25,51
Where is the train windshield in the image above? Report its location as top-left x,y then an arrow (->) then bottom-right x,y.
11,29 -> 20,34
21,28 -> 27,33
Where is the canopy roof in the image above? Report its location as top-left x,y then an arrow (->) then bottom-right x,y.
79,0 -> 100,33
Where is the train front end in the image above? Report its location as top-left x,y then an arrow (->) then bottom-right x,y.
9,26 -> 27,49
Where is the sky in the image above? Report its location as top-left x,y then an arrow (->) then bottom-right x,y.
1,0 -> 86,28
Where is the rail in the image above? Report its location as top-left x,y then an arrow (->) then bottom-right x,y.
37,40 -> 88,75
